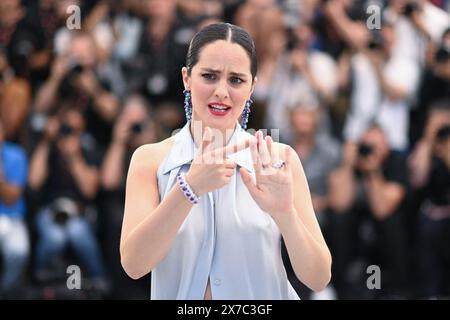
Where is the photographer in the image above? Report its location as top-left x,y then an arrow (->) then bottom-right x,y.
101,95 -> 156,191
251,9 -> 338,143
428,30 -> 450,98
324,0 -> 449,63
413,28 -> 450,144
344,19 -> 420,152
0,44 -> 30,145
328,125 -> 409,298
0,119 -> 29,298
122,0 -> 191,106
283,95 -> 341,300
28,106 -> 107,291
0,0 -> 35,79
100,94 -> 156,298
34,31 -> 119,148
387,0 -> 449,61
408,102 -> 450,298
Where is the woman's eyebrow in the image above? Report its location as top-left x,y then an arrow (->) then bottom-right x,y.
200,68 -> 248,78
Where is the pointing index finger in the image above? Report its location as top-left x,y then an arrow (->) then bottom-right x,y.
217,138 -> 252,157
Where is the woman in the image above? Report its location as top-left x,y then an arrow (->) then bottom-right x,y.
120,23 -> 331,300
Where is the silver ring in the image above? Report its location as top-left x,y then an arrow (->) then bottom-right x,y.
271,160 -> 285,169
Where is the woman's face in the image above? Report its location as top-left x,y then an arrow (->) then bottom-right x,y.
182,40 -> 255,132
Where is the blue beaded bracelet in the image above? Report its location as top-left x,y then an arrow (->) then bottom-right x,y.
176,172 -> 200,205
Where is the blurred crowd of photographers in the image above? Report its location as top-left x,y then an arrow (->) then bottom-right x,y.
0,0 -> 449,299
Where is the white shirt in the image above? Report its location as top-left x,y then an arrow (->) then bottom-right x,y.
344,53 -> 420,151
151,121 -> 300,300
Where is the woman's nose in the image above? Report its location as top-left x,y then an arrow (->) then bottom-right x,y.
213,79 -> 229,100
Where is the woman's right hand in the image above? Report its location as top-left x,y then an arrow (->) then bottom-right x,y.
185,127 -> 252,197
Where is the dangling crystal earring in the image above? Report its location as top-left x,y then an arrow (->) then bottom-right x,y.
183,89 -> 192,122
241,99 -> 253,129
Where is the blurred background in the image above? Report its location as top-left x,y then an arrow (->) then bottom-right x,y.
0,0 -> 449,300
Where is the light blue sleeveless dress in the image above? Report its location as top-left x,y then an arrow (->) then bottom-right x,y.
152,121 -> 300,300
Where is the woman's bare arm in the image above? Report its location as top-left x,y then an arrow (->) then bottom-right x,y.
121,128 -> 252,280
240,138 -> 332,292
274,144 -> 332,292
120,140 -> 195,279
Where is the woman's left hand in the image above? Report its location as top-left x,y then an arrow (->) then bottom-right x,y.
240,131 -> 294,220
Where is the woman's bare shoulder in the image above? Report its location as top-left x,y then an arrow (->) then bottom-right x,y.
129,135 -> 177,171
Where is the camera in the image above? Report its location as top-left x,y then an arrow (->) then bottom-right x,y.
286,28 -> 299,51
435,46 -> 450,64
58,123 -> 73,138
358,143 -> 374,158
50,198 -> 80,225
436,124 -> 450,142
67,62 -> 84,78
9,38 -> 34,77
131,123 -> 143,135
59,59 -> 85,98
368,30 -> 384,50
65,58 -> 84,84
403,2 -> 419,17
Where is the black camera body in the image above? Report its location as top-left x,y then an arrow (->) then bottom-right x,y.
368,30 -> 384,50
59,59 -> 85,99
64,59 -> 84,87
436,124 -> 450,142
131,123 -> 143,135
50,198 -> 81,225
435,46 -> 450,64
285,28 -> 300,52
58,123 -> 73,138
358,143 -> 374,158
403,2 -> 419,17
67,60 -> 84,77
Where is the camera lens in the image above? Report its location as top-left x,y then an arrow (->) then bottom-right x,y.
66,60 -> 84,83
53,210 -> 69,225
59,123 -> 73,137
403,2 -> 418,16
436,124 -> 450,142
131,123 -> 143,135
67,64 -> 84,79
368,31 -> 383,50
51,198 -> 79,225
435,46 -> 450,63
358,143 -> 374,157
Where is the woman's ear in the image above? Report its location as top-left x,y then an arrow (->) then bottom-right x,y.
181,67 -> 190,90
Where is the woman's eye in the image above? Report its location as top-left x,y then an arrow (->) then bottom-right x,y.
202,73 -> 216,81
230,77 -> 244,84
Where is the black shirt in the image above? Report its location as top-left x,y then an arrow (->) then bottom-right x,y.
424,156 -> 450,206
354,151 -> 408,213
42,135 -> 102,206
123,17 -> 192,105
382,151 -> 409,187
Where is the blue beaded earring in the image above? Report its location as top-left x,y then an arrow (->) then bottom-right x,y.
183,89 -> 192,122
241,99 -> 253,129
